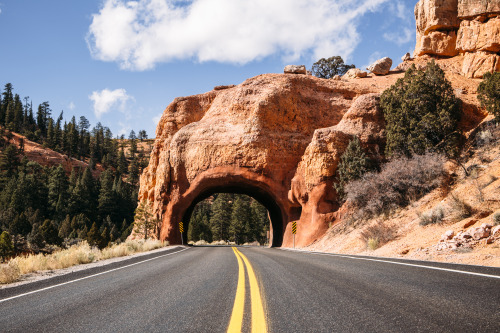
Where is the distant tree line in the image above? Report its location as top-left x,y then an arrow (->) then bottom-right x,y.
188,193 -> 270,245
0,82 -> 151,258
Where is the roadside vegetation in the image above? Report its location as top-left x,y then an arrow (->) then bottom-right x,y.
333,61 -> 498,250
0,239 -> 166,284
0,82 -> 151,260
187,193 -> 270,245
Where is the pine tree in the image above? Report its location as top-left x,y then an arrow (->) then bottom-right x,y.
28,223 -> 45,250
477,71 -> 500,122
250,200 -> 269,244
48,165 -> 69,217
229,195 -> 251,244
10,212 -> 32,236
98,170 -> 117,222
58,215 -> 72,239
0,231 -> 14,261
117,149 -> 128,175
36,101 -> 51,138
209,193 -> 232,241
99,227 -> 110,249
334,137 -> 369,201
86,222 -> 101,247
381,61 -> 460,158
1,83 -> 14,125
128,157 -> 140,185
13,94 -> 23,132
0,144 -> 20,180
39,219 -> 62,246
133,200 -> 159,239
69,167 -> 96,221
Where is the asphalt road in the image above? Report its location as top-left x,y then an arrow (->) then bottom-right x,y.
1,246 -> 499,333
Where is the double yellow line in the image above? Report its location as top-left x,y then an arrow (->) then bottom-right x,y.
227,247 -> 267,333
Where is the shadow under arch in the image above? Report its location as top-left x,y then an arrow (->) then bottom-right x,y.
176,170 -> 289,247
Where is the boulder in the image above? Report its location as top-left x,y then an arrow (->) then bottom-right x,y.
471,226 -> 490,240
284,65 -> 307,75
462,51 -> 500,78
344,68 -> 368,79
366,57 -> 393,75
456,17 -> 500,53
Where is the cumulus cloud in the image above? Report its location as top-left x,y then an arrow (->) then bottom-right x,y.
87,0 -> 388,70
89,88 -> 132,118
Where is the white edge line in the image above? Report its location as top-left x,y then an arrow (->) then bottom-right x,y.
0,247 -> 189,304
278,248 -> 500,279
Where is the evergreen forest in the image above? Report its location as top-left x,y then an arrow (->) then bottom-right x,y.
0,82 -> 150,256
188,193 -> 270,245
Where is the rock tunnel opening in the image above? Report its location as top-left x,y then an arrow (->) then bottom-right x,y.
181,185 -> 285,247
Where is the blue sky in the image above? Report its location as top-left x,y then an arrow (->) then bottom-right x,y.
0,0 -> 416,138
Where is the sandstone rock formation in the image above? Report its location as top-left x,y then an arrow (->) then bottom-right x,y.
414,0 -> 460,57
284,65 -> 307,74
344,68 -> 367,79
139,74 -> 376,246
366,57 -> 393,75
414,0 -> 500,78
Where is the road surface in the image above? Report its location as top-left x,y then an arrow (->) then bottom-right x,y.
1,246 -> 499,332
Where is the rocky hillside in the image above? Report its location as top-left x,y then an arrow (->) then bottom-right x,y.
138,0 -> 499,263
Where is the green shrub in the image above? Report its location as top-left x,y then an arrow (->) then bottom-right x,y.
381,61 -> 461,158
478,72 -> 500,122
311,56 -> 354,79
334,137 -> 369,201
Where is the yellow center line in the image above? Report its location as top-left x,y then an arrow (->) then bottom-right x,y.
235,247 -> 268,333
227,247 -> 246,333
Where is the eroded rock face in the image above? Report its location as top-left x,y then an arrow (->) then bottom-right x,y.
139,74 -> 375,246
456,16 -> 500,53
458,0 -> 500,18
462,51 -> 500,78
414,0 -> 500,78
414,0 -> 460,57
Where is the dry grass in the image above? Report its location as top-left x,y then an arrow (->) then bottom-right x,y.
0,239 -> 167,284
418,206 -> 445,226
360,220 -> 395,250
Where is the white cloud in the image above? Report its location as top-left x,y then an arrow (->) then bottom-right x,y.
383,27 -> 413,45
153,113 -> 162,125
68,102 -> 76,110
87,0 -> 388,70
89,88 -> 132,118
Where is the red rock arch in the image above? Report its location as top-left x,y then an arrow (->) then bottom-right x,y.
138,74 -> 387,247
161,167 -> 300,247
